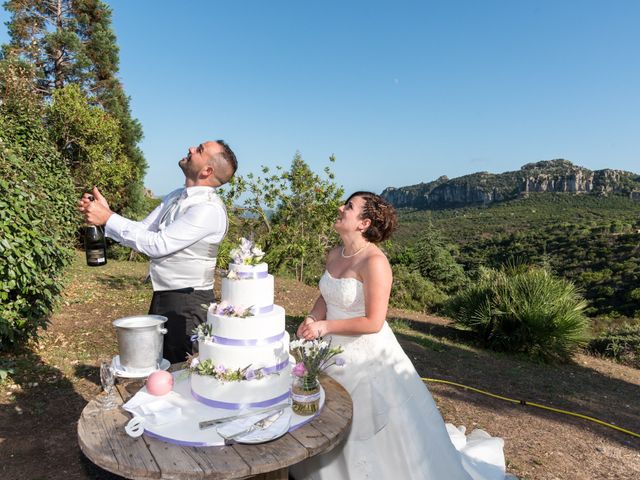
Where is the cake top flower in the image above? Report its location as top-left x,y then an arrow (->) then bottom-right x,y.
229,237 -> 265,266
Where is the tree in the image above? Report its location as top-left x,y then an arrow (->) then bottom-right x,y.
221,153 -> 344,283
2,0 -> 90,93
414,224 -> 467,293
2,0 -> 147,215
47,83 -> 134,211
73,0 -> 147,216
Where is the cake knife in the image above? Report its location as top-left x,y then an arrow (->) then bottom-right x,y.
222,409 -> 285,442
199,402 -> 289,430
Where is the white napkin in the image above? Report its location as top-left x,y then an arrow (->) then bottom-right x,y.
123,390 -> 182,426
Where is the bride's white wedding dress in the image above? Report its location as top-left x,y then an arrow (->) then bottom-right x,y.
291,271 -> 507,480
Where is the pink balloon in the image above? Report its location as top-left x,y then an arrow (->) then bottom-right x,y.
146,370 -> 174,396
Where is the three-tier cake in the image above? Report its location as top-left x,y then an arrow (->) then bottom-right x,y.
190,238 -> 291,409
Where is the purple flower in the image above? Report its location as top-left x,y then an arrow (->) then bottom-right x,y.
245,368 -> 256,380
215,364 -> 227,375
334,357 -> 345,367
292,362 -> 307,378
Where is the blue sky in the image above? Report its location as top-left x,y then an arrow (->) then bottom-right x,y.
1,1 -> 638,197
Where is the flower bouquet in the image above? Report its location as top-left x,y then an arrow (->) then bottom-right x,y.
289,338 -> 344,415
227,237 -> 265,278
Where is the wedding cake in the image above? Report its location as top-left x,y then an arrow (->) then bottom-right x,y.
190,239 -> 292,409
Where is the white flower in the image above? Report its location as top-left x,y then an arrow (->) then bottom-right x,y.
229,248 -> 242,264
226,270 -> 238,280
290,339 -> 302,349
230,237 -> 265,265
318,340 -> 329,349
240,237 -> 252,252
190,357 -> 200,368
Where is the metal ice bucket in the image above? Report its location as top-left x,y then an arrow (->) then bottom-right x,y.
112,315 -> 167,372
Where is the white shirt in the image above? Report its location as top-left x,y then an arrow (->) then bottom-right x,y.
105,186 -> 227,291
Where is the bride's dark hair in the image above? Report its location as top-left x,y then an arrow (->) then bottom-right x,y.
347,191 -> 397,243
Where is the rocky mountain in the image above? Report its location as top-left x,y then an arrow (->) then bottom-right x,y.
381,159 -> 640,210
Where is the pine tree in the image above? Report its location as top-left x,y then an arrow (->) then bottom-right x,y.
73,0 -> 147,214
2,0 -> 147,215
414,223 -> 467,293
2,0 -> 90,93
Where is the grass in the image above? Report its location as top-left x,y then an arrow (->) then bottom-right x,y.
0,252 -> 639,480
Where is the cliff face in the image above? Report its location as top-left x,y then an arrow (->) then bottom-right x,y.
382,159 -> 640,209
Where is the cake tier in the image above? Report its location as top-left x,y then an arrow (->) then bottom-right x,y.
199,332 -> 290,372
190,367 -> 292,410
207,305 -> 285,343
229,262 -> 268,276
222,263 -> 274,313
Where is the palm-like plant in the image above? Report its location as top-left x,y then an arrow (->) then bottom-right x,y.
446,265 -> 590,362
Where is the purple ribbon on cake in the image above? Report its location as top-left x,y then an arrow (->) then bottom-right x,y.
261,358 -> 290,375
252,304 -> 274,314
191,388 -> 291,410
213,331 -> 284,346
235,270 -> 269,279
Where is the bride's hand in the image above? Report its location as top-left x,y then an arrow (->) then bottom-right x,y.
299,320 -> 326,341
296,317 -> 315,338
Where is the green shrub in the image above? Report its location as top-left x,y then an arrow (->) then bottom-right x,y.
0,102 -> 77,350
445,266 -> 590,362
587,323 -> 640,368
390,264 -> 448,312
414,225 -> 467,293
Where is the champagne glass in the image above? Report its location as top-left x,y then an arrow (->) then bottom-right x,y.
100,361 -> 117,410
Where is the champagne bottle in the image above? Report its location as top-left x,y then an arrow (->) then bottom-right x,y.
85,225 -> 107,267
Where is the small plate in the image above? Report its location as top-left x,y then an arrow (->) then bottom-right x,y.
226,409 -> 292,444
112,356 -> 170,378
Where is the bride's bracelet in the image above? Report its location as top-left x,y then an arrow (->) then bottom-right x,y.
305,314 -> 317,322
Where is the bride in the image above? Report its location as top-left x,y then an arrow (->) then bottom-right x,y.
290,192 -> 507,480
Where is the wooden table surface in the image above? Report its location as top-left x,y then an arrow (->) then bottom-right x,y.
77,372 -> 352,480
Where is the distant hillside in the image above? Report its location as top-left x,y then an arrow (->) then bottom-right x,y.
393,193 -> 640,318
382,159 -> 640,209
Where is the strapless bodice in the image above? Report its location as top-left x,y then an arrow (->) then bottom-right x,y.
319,270 -> 366,320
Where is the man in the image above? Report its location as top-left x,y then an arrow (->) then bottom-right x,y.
79,140 -> 237,364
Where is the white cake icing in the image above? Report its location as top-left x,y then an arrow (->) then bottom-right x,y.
208,305 -> 285,342
199,331 -> 290,371
191,370 -> 291,408
222,263 -> 274,313
191,259 -> 292,409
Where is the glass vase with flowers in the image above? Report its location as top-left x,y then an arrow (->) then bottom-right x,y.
289,338 -> 344,415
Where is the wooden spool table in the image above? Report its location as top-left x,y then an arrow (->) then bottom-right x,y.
78,372 -> 352,479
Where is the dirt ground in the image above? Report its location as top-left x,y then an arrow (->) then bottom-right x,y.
0,254 -> 639,480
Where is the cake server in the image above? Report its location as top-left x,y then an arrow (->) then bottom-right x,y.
199,402 -> 289,430
221,409 -> 285,442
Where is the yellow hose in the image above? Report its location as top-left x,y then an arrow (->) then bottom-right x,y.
422,377 -> 640,439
